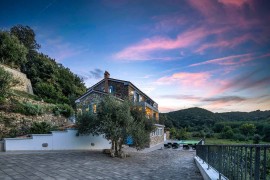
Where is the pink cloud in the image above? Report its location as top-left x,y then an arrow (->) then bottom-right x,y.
218,0 -> 250,7
211,69 -> 270,96
188,0 -> 269,40
159,106 -> 178,113
189,53 -> 253,67
156,72 -> 211,87
188,0 -> 221,20
114,27 -> 227,61
190,53 -> 270,67
202,94 -> 270,112
196,34 -> 258,53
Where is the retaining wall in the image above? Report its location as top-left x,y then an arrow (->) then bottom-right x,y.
4,129 -> 111,151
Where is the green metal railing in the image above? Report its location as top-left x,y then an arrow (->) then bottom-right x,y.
196,145 -> 270,180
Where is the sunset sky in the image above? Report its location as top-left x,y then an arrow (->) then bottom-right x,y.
1,0 -> 270,112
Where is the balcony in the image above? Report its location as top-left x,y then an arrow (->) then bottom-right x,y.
135,101 -> 158,112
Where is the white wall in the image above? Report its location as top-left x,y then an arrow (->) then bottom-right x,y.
4,129 -> 111,151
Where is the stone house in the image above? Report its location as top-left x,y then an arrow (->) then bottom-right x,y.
75,71 -> 164,147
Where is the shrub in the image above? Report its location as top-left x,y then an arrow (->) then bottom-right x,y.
205,131 -> 214,138
192,130 -> 207,138
8,128 -> 19,138
220,126 -> 234,139
233,133 -> 246,141
240,123 -> 256,136
14,101 -> 43,116
0,66 -> 16,101
263,125 -> 270,142
253,134 -> 261,144
29,122 -> 55,134
53,104 -> 74,118
213,123 -> 225,133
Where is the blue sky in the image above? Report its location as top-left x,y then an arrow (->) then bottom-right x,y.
1,0 -> 270,112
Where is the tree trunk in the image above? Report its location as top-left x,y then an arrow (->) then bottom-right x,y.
114,140 -> 118,156
118,138 -> 123,152
111,139 -> 115,150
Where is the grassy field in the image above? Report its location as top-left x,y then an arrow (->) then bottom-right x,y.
204,137 -> 270,145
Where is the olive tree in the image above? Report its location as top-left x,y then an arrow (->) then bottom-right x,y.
76,96 -> 151,156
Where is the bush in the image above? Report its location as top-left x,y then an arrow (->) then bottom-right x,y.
14,101 -> 43,116
29,122 -> 55,134
220,126 -> 234,139
76,113 -> 98,136
233,133 -> 246,141
192,130 -> 206,138
205,131 -> 214,138
263,125 -> 270,142
213,123 -> 225,133
0,66 -> 16,101
253,134 -> 261,144
240,123 -> 256,136
7,124 -> 30,138
53,104 -> 74,118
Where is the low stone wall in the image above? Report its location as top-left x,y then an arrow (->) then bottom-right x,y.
0,64 -> 33,94
149,125 -> 164,147
4,129 -> 111,151
149,135 -> 164,147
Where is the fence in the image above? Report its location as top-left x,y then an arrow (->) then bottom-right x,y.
196,144 -> 270,180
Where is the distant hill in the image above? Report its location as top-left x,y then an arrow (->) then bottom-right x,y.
216,110 -> 270,121
160,107 -> 219,128
160,107 -> 270,129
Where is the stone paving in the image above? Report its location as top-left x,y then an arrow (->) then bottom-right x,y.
0,149 -> 203,180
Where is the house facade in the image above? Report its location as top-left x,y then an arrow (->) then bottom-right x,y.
75,71 -> 164,147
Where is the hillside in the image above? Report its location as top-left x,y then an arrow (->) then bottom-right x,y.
160,107 -> 270,129
216,110 -> 270,121
0,90 -> 74,139
0,25 -> 87,139
160,107 -> 219,129
0,25 -> 87,107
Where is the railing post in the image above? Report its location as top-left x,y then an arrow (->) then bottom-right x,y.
195,145 -> 269,180
207,146 -> 210,170
218,146 -> 222,180
263,147 -> 266,180
254,146 -> 260,180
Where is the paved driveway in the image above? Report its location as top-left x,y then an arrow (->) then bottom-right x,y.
0,149 -> 203,180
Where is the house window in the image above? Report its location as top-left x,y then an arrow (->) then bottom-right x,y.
136,93 -> 139,102
93,104 -> 97,113
139,95 -> 142,102
152,128 -> 162,136
109,86 -> 114,93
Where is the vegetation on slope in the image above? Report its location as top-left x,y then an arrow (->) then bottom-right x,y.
0,25 -> 87,138
160,107 -> 270,143
0,25 -> 86,107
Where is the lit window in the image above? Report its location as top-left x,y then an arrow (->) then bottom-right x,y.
93,104 -> 97,113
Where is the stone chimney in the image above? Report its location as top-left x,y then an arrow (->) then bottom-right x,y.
104,71 -> 110,93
